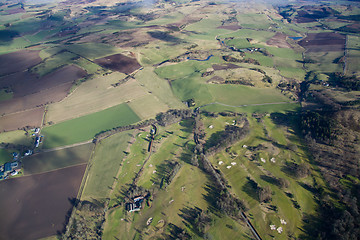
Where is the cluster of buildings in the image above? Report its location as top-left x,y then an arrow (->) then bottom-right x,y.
0,128 -> 40,181
126,196 -> 144,212
0,152 -> 23,181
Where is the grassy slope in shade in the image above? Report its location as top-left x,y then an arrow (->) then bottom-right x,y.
81,131 -> 133,201
0,149 -> 12,165
42,103 -> 140,149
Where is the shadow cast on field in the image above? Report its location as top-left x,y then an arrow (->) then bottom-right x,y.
242,177 -> 259,202
178,206 -> 204,237
260,175 -> 279,186
57,197 -> 80,236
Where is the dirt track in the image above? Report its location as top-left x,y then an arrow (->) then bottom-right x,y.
0,164 -> 86,240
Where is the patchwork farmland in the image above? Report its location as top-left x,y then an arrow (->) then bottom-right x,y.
0,0 -> 359,239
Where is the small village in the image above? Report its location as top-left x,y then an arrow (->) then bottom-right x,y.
0,128 -> 43,181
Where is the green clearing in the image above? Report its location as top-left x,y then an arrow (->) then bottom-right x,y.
42,103 -> 140,149
0,148 -> 12,165
135,67 -> 184,109
207,84 -> 291,105
0,130 -> 33,146
220,29 -> 275,43
155,59 -> 220,80
0,89 -> 12,102
22,143 -> 93,175
305,51 -> 344,73
244,52 -> 274,67
205,114 -> 318,239
225,38 -> 254,49
81,130 -> 133,201
184,16 -> 232,41
277,66 -> 306,80
237,13 -> 272,30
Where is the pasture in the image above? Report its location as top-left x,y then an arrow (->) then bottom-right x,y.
42,103 -> 140,149
45,74 -> 148,123
0,164 -> 86,240
81,131 -> 134,201
127,94 -> 169,119
22,143 -> 93,175
135,67 -> 184,109
0,130 -> 33,146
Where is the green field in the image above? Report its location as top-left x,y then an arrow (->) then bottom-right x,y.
204,114 -> 318,239
42,103 -> 140,149
22,143 -> 93,175
0,148 -> 12,165
0,130 -> 34,146
81,130 -> 134,201
0,89 -> 12,102
135,67 -> 184,109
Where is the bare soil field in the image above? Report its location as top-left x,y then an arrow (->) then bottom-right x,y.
0,65 -> 87,98
0,50 -> 42,76
266,32 -> 291,48
0,164 -> 86,240
94,53 -> 141,74
0,82 -> 72,115
0,106 -> 44,132
299,32 -> 346,52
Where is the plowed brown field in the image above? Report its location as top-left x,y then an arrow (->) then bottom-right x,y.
0,50 -> 42,76
0,164 -> 87,240
0,107 -> 44,132
94,53 -> 141,74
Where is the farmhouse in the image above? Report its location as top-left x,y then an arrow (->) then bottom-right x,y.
0,161 -> 21,180
126,196 -> 144,212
